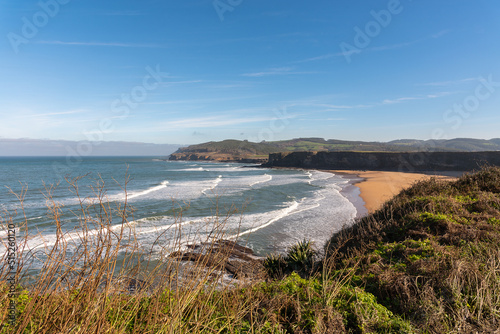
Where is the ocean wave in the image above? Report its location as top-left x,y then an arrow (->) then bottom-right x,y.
201,175 -> 223,195
249,174 -> 273,187
128,181 -> 169,199
236,200 -> 299,237
2,160 -> 362,267
170,167 -> 209,172
305,171 -> 314,184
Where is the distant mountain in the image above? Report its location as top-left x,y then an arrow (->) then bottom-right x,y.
169,138 -> 500,162
0,138 -> 181,157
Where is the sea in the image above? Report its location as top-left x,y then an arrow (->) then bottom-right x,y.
0,156 -> 363,272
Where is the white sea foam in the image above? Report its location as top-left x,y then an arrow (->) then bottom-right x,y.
249,174 -> 273,187
186,167 -> 207,171
201,175 -> 223,195
169,167 -> 208,172
2,160 -> 360,267
279,183 -> 356,250
236,200 -> 299,238
305,171 -> 314,184
128,181 -> 169,199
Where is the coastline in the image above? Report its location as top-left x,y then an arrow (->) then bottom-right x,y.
331,170 -> 460,214
255,165 -> 460,217
335,172 -> 369,218
259,165 -> 460,217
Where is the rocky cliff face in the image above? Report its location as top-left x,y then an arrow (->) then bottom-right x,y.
263,151 -> 500,172
169,153 -> 215,161
169,152 -> 267,163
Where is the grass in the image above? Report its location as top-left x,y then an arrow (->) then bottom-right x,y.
325,166 -> 500,333
1,166 -> 500,333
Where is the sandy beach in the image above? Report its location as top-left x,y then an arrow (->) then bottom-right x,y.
332,170 -> 458,213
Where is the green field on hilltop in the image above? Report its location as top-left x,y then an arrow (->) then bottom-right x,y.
172,137 -> 500,157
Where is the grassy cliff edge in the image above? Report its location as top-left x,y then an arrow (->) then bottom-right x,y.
2,167 -> 500,333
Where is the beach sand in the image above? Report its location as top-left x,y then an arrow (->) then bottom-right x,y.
332,170 -> 458,213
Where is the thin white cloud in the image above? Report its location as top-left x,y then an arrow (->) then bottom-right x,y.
261,11 -> 292,17
160,80 -> 203,86
207,83 -> 250,89
292,53 -> 340,64
293,41 -> 417,63
286,102 -> 372,110
242,67 -> 318,77
432,29 -> 452,39
162,113 -> 297,129
144,95 -> 264,105
418,78 -> 479,87
382,92 -> 456,105
242,67 -> 294,77
382,97 -> 419,105
33,109 -> 87,117
308,103 -> 369,109
99,11 -> 145,16
293,40 -> 419,63
298,118 -> 346,121
368,40 -> 420,52
295,30 -> 450,64
36,40 -> 165,48
425,91 -> 456,98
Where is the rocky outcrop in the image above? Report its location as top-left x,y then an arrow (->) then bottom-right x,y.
169,152 -> 266,164
263,151 -> 500,172
170,240 -> 265,281
169,153 -> 215,161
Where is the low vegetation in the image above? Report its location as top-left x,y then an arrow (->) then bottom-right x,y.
1,167 -> 500,333
323,165 -> 500,333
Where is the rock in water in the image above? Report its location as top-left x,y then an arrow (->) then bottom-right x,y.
170,239 -> 264,281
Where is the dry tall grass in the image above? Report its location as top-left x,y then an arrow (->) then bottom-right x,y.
3,167 -> 500,333
0,175 -> 254,333
325,166 -> 500,333
0,175 -> 352,333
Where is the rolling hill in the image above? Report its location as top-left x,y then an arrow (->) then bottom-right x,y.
169,138 -> 500,162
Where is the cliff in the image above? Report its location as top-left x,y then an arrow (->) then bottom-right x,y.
168,152 -> 267,163
263,151 -> 500,172
168,139 -> 275,163
169,138 -> 500,163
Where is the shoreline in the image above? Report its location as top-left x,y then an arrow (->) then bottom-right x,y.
331,170 -> 460,214
261,165 -> 462,216
171,161 -> 463,218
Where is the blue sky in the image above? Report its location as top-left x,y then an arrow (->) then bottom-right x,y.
1,0 -> 499,145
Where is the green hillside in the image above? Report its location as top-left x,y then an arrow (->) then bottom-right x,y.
390,138 -> 500,152
171,138 -> 500,159
321,166 -> 500,332
175,139 -> 281,155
